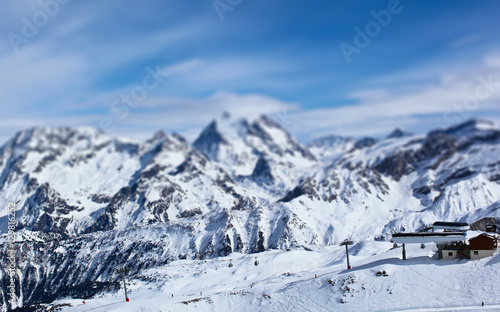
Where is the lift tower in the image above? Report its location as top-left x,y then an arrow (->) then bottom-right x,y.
340,239 -> 354,270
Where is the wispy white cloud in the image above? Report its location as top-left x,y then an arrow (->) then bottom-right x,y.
2,54 -> 500,145
98,92 -> 299,141
157,56 -> 310,96
449,34 -> 483,48
284,55 -> 500,140
47,52 -> 500,144
0,92 -> 298,144
0,44 -> 89,113
484,55 -> 500,68
162,59 -> 205,76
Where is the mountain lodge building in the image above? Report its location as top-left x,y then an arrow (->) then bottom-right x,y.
441,233 -> 498,260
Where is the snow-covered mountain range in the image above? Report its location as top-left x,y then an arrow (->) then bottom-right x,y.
1,115 -> 499,308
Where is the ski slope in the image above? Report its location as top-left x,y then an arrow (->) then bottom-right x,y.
56,239 -> 500,312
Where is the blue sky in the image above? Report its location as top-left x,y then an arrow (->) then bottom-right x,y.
1,0 -> 500,143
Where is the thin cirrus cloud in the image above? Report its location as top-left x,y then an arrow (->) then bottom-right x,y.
449,34 -> 484,48
157,56 -> 307,97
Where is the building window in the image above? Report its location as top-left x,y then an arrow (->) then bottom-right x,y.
473,251 -> 479,256
448,252 -> 453,256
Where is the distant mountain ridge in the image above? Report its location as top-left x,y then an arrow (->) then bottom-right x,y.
1,116 -> 499,308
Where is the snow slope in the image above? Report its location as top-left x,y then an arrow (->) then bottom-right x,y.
56,239 -> 500,312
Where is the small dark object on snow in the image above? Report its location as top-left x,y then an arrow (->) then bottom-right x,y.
229,260 -> 233,268
421,243 -> 425,249
254,257 -> 259,266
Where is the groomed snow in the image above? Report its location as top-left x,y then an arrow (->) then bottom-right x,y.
58,238 -> 500,312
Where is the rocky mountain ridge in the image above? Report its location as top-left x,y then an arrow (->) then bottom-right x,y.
1,116 -> 499,308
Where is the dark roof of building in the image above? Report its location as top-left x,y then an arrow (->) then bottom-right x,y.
433,221 -> 469,227
392,232 -> 467,238
470,233 -> 497,241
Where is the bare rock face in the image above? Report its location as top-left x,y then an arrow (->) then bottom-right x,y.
251,156 -> 274,183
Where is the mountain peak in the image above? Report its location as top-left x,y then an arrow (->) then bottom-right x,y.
445,119 -> 497,135
220,110 -> 232,120
145,129 -> 167,144
16,126 -> 104,138
307,135 -> 355,162
192,120 -> 229,160
256,114 -> 283,129
4,126 -> 108,153
308,135 -> 354,148
354,136 -> 378,149
387,128 -> 411,139
192,114 -> 316,179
